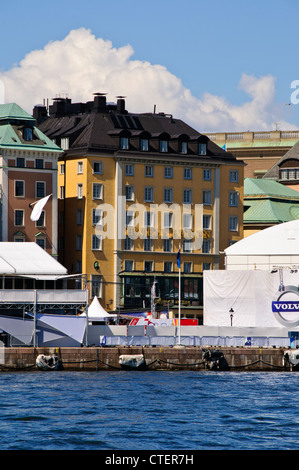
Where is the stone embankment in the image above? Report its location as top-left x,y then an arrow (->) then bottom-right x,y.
0,346 -> 292,372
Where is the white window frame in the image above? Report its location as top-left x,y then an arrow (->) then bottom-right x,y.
92,183 -> 103,200
77,161 -> 83,174
92,234 -> 102,251
164,187 -> 173,203
77,183 -> 83,199
14,209 -> 24,227
15,180 -> 25,197
125,185 -> 134,201
203,190 -> 212,205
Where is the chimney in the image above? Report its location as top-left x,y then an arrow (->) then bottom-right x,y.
116,96 -> 126,114
93,93 -> 107,112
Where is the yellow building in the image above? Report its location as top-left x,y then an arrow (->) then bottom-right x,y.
35,95 -> 244,321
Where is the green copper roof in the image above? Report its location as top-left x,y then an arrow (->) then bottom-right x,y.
0,103 -> 62,153
0,103 -> 35,121
244,177 -> 299,200
244,178 -> 299,224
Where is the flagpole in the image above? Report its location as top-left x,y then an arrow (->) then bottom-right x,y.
178,244 -> 181,345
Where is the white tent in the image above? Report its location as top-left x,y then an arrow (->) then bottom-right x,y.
225,220 -> 299,271
80,296 -> 117,320
0,242 -> 67,278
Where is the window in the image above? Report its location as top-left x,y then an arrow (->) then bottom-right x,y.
16,158 -> 25,168
14,210 -> 24,226
184,168 -> 192,179
198,143 -> 207,155
144,239 -> 153,251
183,262 -> 192,273
229,216 -> 238,231
14,235 -> 25,243
93,183 -> 103,200
23,128 -> 33,141
124,236 -> 133,250
164,166 -> 173,178
203,169 -> 211,181
140,139 -> 149,151
15,180 -> 24,197
203,190 -> 212,205
92,234 -> 102,250
36,211 -> 45,227
76,234 -> 82,250
59,164 -> 65,175
125,185 -> 134,201
203,214 -> 211,230
59,186 -> 65,199
181,142 -> 188,154
93,161 -> 103,174
229,170 -> 239,182
125,260 -> 133,272
125,164 -> 134,176
280,169 -> 288,180
202,240 -> 211,253
93,208 -> 103,226
164,187 -> 173,203
203,263 -> 211,270
120,137 -> 129,150
126,210 -> 134,227
144,211 -> 154,228
164,261 -> 172,273
61,137 -> 69,150
145,165 -> 153,177
183,239 -> 192,253
163,239 -> 172,252
160,140 -> 168,152
36,181 -> 45,198
77,183 -> 83,199
229,191 -> 239,207
77,161 -> 83,174
91,275 -> 102,298
183,213 -> 192,229
35,159 -> 44,169
77,209 -> 83,225
164,212 -> 173,229
183,189 -> 192,204
144,186 -> 154,202
144,261 -> 153,272
36,238 -> 46,250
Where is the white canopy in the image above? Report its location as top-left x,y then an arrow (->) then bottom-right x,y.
225,220 -> 299,270
80,296 -> 117,319
0,242 -> 67,277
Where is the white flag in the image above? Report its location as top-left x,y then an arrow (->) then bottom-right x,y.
30,194 -> 52,221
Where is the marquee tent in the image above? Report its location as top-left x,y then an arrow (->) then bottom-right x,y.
80,296 -> 118,320
0,242 -> 67,279
225,219 -> 299,270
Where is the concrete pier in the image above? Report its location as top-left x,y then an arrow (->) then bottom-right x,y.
0,346 -> 291,372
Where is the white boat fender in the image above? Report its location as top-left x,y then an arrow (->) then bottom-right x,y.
36,354 -> 62,371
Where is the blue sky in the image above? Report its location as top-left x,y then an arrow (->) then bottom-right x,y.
1,0 -> 299,131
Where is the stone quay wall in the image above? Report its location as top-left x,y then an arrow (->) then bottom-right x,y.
0,346 -> 290,372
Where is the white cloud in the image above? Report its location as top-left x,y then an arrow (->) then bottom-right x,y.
0,28 -> 295,132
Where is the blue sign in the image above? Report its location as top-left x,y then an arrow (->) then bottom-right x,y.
272,301 -> 299,312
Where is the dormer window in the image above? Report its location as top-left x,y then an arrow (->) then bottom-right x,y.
140,138 -> 149,151
198,143 -> 207,155
23,128 -> 33,141
181,141 -> 188,154
120,137 -> 129,150
160,140 -> 168,152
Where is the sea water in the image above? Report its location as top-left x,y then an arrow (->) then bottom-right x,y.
0,370 -> 298,451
